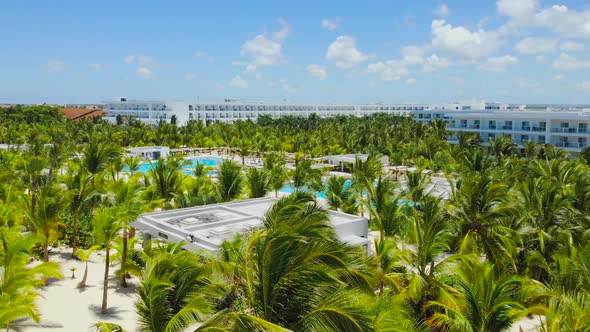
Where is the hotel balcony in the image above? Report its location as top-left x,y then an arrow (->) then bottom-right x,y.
550,127 -> 588,133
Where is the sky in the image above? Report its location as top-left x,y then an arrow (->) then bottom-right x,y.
1,0 -> 590,105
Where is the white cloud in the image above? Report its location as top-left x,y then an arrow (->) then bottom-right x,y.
326,36 -> 368,68
514,37 -> 557,54
216,83 -> 226,89
273,18 -> 291,40
229,75 -> 248,88
406,78 -> 417,85
422,54 -> 451,72
241,35 -> 284,71
431,20 -> 502,59
47,60 -> 65,72
238,20 -> 291,73
184,73 -> 195,81
322,18 -> 340,31
91,63 -> 102,69
553,52 -> 590,71
208,57 -> 216,63
433,4 -> 450,17
554,74 -> 565,80
195,51 -> 207,57
560,41 -> 585,51
137,67 -> 152,79
497,0 -> 538,18
307,64 -> 327,80
578,81 -> 590,91
479,55 -> 519,72
367,60 -> 408,80
536,55 -> 545,63
448,76 -> 464,85
401,45 -> 425,65
530,5 -> 590,39
125,55 -> 157,78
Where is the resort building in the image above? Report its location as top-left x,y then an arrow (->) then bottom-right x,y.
443,108 -> 590,154
131,197 -> 371,253
103,98 -> 453,125
126,146 -> 170,160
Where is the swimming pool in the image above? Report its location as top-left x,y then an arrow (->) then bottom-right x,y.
123,157 -> 222,175
278,180 -> 416,207
279,179 -> 353,200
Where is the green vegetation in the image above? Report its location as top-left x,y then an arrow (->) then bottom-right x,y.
1,105 -> 590,331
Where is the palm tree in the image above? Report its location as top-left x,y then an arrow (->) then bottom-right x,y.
103,179 -> 156,287
93,207 -> 124,314
123,155 -> 143,177
217,159 -> 243,202
175,176 -> 219,208
264,152 -> 289,198
80,138 -> 121,185
147,157 -> 187,208
246,167 -> 269,198
76,245 -> 100,288
62,164 -> 96,256
135,250 -> 225,332
292,154 -> 324,191
0,228 -> 62,330
209,191 -> 377,330
427,255 -> 537,332
373,238 -> 407,295
22,185 -> 69,261
324,176 -> 357,211
351,155 -> 382,217
450,174 -> 520,271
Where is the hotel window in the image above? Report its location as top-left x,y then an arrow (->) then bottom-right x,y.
579,123 -> 588,133
188,105 -> 193,111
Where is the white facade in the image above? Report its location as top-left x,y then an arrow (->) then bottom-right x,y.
132,197 -> 370,253
126,146 -> 170,160
104,99 -> 436,125
445,108 -> 590,153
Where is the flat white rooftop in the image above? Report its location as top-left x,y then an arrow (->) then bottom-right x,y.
132,197 -> 370,253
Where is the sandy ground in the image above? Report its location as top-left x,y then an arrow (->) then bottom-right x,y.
13,247 -> 140,332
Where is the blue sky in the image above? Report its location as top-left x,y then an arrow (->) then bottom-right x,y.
1,0 -> 590,104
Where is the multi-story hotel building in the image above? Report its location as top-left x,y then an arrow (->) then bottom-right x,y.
104,98 -> 590,154
103,98 -> 468,125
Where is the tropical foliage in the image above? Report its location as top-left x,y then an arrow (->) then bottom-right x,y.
0,105 -> 589,331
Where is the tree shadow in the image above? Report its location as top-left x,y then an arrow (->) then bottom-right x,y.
88,304 -> 129,320
9,317 -> 64,331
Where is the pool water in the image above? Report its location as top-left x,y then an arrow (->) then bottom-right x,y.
123,157 -> 222,175
278,180 -> 416,207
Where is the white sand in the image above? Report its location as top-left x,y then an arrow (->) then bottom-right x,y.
14,247 -> 140,332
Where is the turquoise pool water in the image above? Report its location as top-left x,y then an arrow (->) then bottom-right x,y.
123,157 -> 222,175
278,180 -> 416,207
279,179 -> 353,199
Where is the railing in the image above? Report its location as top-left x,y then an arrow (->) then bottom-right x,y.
532,127 -> 546,132
468,125 -> 480,129
488,125 -> 497,129
551,142 -> 586,148
501,126 -> 513,130
520,126 -> 531,131
551,128 -> 580,133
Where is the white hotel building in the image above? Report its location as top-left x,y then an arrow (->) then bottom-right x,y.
103,98 -> 454,125
104,99 -> 590,153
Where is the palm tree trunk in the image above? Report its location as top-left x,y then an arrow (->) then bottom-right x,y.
72,210 -> 79,257
43,238 -> 49,262
120,228 -> 128,288
79,262 -> 88,288
101,246 -> 110,314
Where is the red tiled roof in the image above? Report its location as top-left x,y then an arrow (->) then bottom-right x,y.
59,108 -> 106,121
